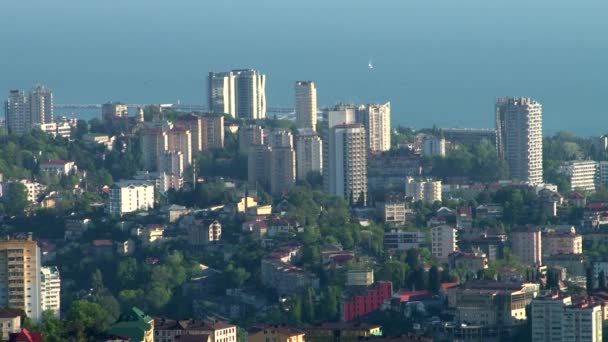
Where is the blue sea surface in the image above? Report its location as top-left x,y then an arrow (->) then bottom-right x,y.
1,0 -> 607,134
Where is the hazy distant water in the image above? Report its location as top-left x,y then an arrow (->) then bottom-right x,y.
1,0 -> 608,135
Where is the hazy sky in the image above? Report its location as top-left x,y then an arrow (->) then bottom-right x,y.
1,0 -> 607,133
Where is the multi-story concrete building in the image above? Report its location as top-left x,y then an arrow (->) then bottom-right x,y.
108,180 -> 155,215
182,218 -> 221,246
378,192 -> 407,225
597,161 -> 608,186
232,69 -> 266,119
141,128 -> 168,171
40,266 -> 60,317
155,317 -> 237,342
495,97 -> 543,184
270,146 -> 296,196
405,177 -> 442,204
208,71 -> 236,117
29,84 -> 53,125
532,294 -> 603,342
201,114 -> 225,150
355,102 -> 391,152
384,230 -> 425,252
421,135 -> 446,157
5,90 -> 31,135
0,308 -> 22,340
101,101 -> 128,121
295,81 -> 317,131
158,151 -> 184,190
510,225 -> 542,267
248,325 -> 305,342
39,159 -> 77,176
0,234 -> 43,322
174,113 -> 203,154
448,250 -> 488,276
167,128 -> 192,167
542,229 -> 583,258
323,124 -> 367,206
248,144 -> 272,186
323,104 -> 355,129
442,127 -> 496,147
238,125 -> 265,154
431,225 -> 457,262
559,160 -> 597,193
342,281 -> 393,322
295,129 -> 322,181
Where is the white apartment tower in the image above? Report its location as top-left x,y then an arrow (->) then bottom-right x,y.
405,177 -> 442,204
40,266 -> 61,317
511,226 -> 542,267
324,123 -> 367,206
559,160 -> 597,193
496,97 -> 543,184
295,81 -> 317,131
109,181 -> 155,215
208,71 -> 236,117
356,102 -> 391,152
295,129 -> 322,181
431,225 -> 458,262
167,128 -> 192,167
5,90 -> 31,135
29,84 -> 54,125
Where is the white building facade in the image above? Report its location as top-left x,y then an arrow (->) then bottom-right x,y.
109,181 -> 155,215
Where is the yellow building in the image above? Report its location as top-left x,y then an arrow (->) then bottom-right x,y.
304,323 -> 381,342
247,325 -> 304,342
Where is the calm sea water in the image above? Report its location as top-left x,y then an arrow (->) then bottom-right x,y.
1,0 -> 607,135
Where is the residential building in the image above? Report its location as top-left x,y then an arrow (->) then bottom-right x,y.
295,81 -> 317,131
563,302 -> 603,342
29,85 -> 53,125
384,230 -> 425,252
208,71 -> 236,116
108,181 -> 155,216
510,225 -> 542,267
270,146 -> 295,196
323,124 -> 367,206
441,127 -> 496,147
597,161 -> 608,186
158,151 -> 184,190
154,318 -> 236,342
247,325 -> 305,342
40,266 -> 60,317
167,128 -> 192,167
174,113 -> 203,153
247,144 -> 272,186
421,135 -> 446,157
232,69 -> 266,119
2,180 -> 46,204
39,160 -> 76,175
141,128 -> 168,171
261,244 -> 319,295
304,323 -> 381,342
559,160 -> 597,193
546,253 -> 588,278
495,97 -> 543,184
0,308 -> 22,340
238,125 -> 265,154
342,281 -> 392,322
448,250 -> 488,276
107,307 -> 154,342
405,177 -> 442,204
201,114 -> 224,150
542,229 -> 583,258
378,193 -> 407,225
183,219 -> 222,246
431,225 -> 457,262
295,129 -> 322,181
33,121 -> 72,139
0,234 -> 43,322
323,104 -> 355,129
355,102 -> 391,152
5,90 -> 30,135
102,101 -> 128,121
346,270 -> 374,287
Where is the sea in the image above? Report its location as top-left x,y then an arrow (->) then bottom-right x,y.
1,0 -> 607,135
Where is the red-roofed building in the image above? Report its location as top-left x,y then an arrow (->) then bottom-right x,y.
9,328 -> 42,342
342,281 -> 393,322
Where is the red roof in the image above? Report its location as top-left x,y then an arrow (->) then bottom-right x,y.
42,159 -> 71,165
441,282 -> 459,290
570,192 -> 585,199
587,202 -> 606,210
92,239 -> 113,247
9,328 -> 42,342
397,290 -> 431,302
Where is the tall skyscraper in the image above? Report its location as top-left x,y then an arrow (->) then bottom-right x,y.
208,72 -> 236,117
5,90 -> 30,135
356,102 -> 391,152
29,84 -> 53,125
295,129 -> 322,181
495,97 -> 543,184
323,123 -> 367,205
295,81 -> 317,131
208,69 -> 266,119
0,234 -> 43,322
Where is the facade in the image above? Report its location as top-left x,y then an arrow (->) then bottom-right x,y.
0,308 -> 22,340
295,81 -> 317,131
208,71 -> 236,116
158,151 -> 184,190
431,225 -> 457,262
5,90 -> 31,135
295,129 -> 322,181
559,160 -> 597,193
342,281 -> 393,322
448,251 -> 488,275
201,114 -> 225,150
40,266 -> 60,317
29,85 -> 53,125
0,234 -> 42,322
441,127 -> 496,147
384,230 -> 425,252
597,161 -> 608,186
304,323 -> 381,342
174,113 -> 203,154
324,124 -> 367,206
421,135 -> 446,157
270,146 -> 296,196
39,160 -> 76,175
102,101 -> 128,121
142,128 -> 168,171
542,230 -> 583,258
183,218 -> 222,246
378,192 -> 407,225
154,317 -> 236,342
510,226 -> 542,267
233,69 -> 266,119
323,104 -> 355,129
355,102 -> 391,152
247,325 -> 304,342
109,181 -> 155,215
405,177 -> 442,204
495,97 -> 543,184
167,128 -> 192,167
346,270 -> 374,287
238,125 -> 265,154
247,144 -> 272,186
261,245 -> 319,295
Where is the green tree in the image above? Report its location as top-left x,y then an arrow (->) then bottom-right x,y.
41,310 -> 65,342
66,300 -> 110,338
5,182 -> 29,216
599,270 -> 606,291
586,267 -> 594,294
376,260 -> 407,289
302,288 -> 315,323
428,265 -> 441,293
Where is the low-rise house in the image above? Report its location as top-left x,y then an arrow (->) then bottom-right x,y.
116,239 -> 135,256
0,308 -> 22,340
91,239 -> 114,257
184,219 -> 221,246
448,250 -> 488,277
261,244 -> 319,295
154,318 -> 236,342
242,220 -> 268,239
132,224 -> 165,244
64,218 -> 91,241
304,323 -> 381,342
39,159 -> 77,175
247,325 -> 304,342
107,307 -> 154,342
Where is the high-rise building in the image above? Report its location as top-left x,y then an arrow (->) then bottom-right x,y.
102,101 -> 128,121
559,160 -> 597,193
167,128 -> 192,167
356,102 -> 391,152
248,144 -> 272,186
267,129 -> 293,149
208,71 -> 236,116
495,97 -> 543,184
323,104 -> 355,129
109,180 -> 155,215
5,90 -> 31,135
40,266 -> 60,317
0,234 -> 42,322
174,113 -> 203,154
295,81 -> 317,131
431,225 -> 457,262
29,84 -> 53,125
441,127 -> 497,147
323,123 -> 367,205
201,114 -> 225,150
238,125 -> 265,154
511,226 -> 542,267
405,177 -> 442,203
270,146 -> 296,196
295,129 -> 322,181
158,151 -> 184,190
141,128 -> 168,171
